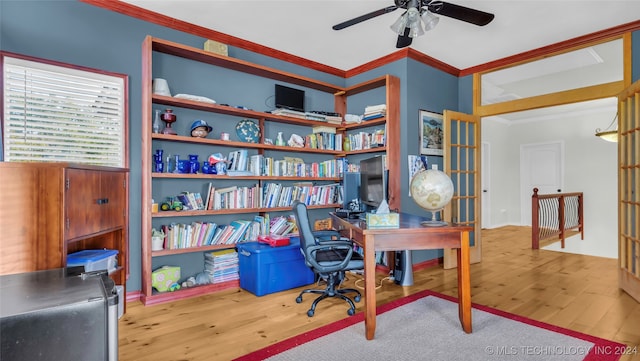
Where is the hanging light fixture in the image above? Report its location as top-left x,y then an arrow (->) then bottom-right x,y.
595,113 -> 618,142
420,9 -> 440,31
390,0 -> 439,38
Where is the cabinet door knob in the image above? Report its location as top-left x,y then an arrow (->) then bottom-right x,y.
97,198 -> 109,205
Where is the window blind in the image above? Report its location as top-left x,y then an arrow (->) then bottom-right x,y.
3,56 -> 125,167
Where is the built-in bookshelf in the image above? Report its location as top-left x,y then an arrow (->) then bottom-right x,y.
140,36 -> 399,305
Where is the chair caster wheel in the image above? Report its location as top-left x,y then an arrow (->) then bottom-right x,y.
354,295 -> 361,302
296,296 -> 303,303
347,308 -> 355,316
307,309 -> 314,317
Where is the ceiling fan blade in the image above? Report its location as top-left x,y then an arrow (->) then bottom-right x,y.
333,5 -> 398,30
427,1 -> 494,26
396,27 -> 413,48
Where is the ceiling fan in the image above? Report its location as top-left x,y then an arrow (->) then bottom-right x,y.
332,0 -> 495,48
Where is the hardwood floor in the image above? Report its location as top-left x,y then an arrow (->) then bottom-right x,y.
118,226 -> 640,360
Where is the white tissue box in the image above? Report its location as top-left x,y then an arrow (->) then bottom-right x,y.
366,212 -> 399,229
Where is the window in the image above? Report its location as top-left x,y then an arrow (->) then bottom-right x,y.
2,54 -> 127,167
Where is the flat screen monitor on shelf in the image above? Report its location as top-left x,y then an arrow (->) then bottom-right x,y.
359,155 -> 388,210
275,84 -> 305,112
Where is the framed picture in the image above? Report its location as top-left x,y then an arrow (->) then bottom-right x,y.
419,110 -> 444,156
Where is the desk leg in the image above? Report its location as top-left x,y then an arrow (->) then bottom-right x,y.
363,239 -> 376,340
457,231 -> 472,333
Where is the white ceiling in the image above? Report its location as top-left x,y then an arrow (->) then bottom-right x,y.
120,0 -> 640,71
119,0 -> 635,123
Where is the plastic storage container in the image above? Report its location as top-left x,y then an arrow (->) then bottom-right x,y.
67,249 -> 118,273
236,237 -> 315,296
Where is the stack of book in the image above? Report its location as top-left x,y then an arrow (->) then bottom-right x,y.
204,249 -> 239,284
363,104 -> 386,121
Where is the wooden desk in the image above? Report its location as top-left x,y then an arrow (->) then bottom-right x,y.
330,212 -> 473,340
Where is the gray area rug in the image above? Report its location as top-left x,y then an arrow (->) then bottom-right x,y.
235,291 -> 624,361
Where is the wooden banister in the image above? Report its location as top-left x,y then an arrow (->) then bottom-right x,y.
531,188 -> 584,249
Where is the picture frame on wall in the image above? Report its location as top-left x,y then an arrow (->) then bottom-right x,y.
419,110 -> 444,156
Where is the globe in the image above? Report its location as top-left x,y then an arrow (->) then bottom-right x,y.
409,169 -> 454,226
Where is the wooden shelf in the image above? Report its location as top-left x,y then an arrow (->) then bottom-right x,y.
140,35 -> 400,305
151,203 -> 341,218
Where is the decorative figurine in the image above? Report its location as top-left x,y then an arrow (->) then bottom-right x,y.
190,119 -> 212,138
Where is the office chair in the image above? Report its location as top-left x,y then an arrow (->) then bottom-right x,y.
291,200 -> 364,317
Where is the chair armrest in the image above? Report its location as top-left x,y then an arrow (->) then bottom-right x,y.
307,242 -> 354,273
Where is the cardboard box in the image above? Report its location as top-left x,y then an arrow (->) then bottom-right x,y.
204,40 -> 228,56
236,237 -> 315,296
366,212 -> 400,229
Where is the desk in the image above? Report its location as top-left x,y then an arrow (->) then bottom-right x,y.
330,212 -> 473,340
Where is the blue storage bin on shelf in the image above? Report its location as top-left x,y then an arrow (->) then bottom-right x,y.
236,237 -> 315,296
67,249 -> 118,273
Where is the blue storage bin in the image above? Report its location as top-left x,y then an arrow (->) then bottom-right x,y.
236,237 -> 315,296
67,249 -> 118,273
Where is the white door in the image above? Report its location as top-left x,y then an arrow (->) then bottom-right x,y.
520,141 -> 564,226
481,141 -> 491,229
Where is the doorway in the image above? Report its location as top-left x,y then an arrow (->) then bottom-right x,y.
519,141 -> 564,226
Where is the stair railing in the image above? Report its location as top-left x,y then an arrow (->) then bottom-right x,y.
531,188 -> 584,249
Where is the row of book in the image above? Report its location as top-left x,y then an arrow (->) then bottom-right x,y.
304,132 -> 343,151
204,184 -> 261,210
222,154 -> 347,178
204,249 -> 239,284
268,157 -> 346,178
262,182 -> 342,208
177,191 -> 205,210
158,215 -> 295,250
202,182 -> 344,211
345,129 -> 386,151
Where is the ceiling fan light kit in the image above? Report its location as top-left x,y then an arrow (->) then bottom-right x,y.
334,0 -> 494,48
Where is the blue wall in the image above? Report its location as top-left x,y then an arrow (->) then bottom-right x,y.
0,1 -> 345,292
2,1 -> 638,291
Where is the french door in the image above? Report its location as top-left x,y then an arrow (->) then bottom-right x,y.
443,111 -> 482,269
618,80 -> 640,302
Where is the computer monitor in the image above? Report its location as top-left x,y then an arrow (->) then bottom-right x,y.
359,155 -> 388,210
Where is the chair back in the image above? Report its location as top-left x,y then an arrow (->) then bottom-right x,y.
291,201 -> 315,259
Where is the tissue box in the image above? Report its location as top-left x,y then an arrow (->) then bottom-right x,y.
366,212 -> 400,229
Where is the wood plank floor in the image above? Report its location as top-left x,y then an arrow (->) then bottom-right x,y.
119,226 -> 640,360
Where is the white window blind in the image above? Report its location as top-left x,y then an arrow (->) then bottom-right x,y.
3,56 -> 125,167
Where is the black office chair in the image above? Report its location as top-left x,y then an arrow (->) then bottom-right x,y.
291,200 -> 363,317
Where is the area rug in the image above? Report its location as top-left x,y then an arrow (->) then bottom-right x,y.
234,289 -> 625,361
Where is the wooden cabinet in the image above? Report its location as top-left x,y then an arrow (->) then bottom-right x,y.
140,36 -> 399,305
65,168 -> 126,240
0,162 -> 129,294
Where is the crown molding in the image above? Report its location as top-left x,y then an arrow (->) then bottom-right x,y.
83,1 -> 639,81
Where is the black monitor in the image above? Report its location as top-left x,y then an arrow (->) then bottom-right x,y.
275,84 -> 305,112
359,156 -> 388,209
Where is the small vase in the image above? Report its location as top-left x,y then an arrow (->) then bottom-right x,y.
276,132 -> 285,146
343,137 -> 351,152
152,109 -> 163,133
